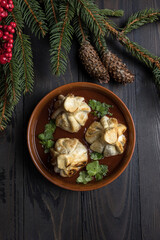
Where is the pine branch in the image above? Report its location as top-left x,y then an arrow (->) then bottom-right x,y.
0,58 -> 22,130
100,9 -> 124,17
0,75 -> 8,131
5,0 -> 24,30
122,9 -> 160,34
0,1 -> 34,130
3,60 -> 22,104
73,16 -> 89,43
10,8 -> 34,93
19,0 -> 48,38
43,0 -> 58,26
92,34 -> 108,55
73,15 -> 107,59
49,1 -> 75,76
77,0 -> 106,36
13,33 -> 34,93
104,20 -> 160,86
152,67 -> 160,88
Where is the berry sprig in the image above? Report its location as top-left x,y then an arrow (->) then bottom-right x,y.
0,22 -> 16,64
0,0 -> 16,64
0,0 -> 14,21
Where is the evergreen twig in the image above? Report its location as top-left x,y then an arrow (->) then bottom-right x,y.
122,9 -> 160,34
92,34 -> 108,55
77,0 -> 106,36
14,33 -> 34,93
49,1 -> 75,76
11,8 -> 34,93
19,0 -> 48,38
104,20 -> 160,87
0,58 -> 22,130
73,16 -> 89,43
44,0 -> 58,26
100,9 -> 124,17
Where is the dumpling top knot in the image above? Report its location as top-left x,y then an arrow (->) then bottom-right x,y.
51,94 -> 91,133
85,116 -> 127,157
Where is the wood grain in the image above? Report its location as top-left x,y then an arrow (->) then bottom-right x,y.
0,0 -> 160,239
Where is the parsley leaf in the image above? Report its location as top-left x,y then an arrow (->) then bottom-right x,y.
90,152 -> 104,160
100,165 -> 108,175
38,120 -> 56,153
95,165 -> 108,180
76,171 -> 93,184
76,161 -> 108,184
86,161 -> 101,176
88,99 -> 113,118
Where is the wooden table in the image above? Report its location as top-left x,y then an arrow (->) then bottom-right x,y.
1,0 -> 160,239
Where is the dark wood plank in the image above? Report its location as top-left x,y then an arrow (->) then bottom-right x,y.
0,100 -> 24,240
133,0 -> 160,239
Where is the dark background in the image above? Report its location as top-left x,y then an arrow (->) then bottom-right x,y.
0,0 -> 160,239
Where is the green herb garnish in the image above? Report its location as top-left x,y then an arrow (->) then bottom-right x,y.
76,171 -> 93,184
38,120 -> 56,153
88,99 -> 113,117
76,161 -> 108,184
90,151 -> 104,160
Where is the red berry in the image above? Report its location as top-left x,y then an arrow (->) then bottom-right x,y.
3,25 -> 7,30
8,53 -> 12,58
7,48 -> 11,52
9,39 -> 13,43
8,43 -> 13,48
8,52 -> 12,58
1,1 -> 7,8
10,22 -> 16,28
0,7 -> 4,12
0,29 -> 3,38
0,55 -> 7,64
8,3 -> 14,9
9,34 -> 13,38
7,25 -> 12,31
10,28 -> 15,33
2,35 -> 8,40
1,11 -> 6,17
4,31 -> 9,36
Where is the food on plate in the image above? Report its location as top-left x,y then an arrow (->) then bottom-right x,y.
51,94 -> 91,133
38,120 -> 56,153
37,94 -> 127,185
50,138 -> 88,177
76,161 -> 108,184
88,99 -> 113,117
85,116 -> 127,157
90,151 -> 104,160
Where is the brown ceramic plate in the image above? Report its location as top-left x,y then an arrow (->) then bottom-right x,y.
27,82 -> 135,191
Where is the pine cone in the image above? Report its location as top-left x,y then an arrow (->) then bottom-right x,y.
79,40 -> 110,83
102,50 -> 135,83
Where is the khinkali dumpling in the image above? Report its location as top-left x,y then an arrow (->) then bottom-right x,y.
51,94 -> 91,133
50,138 -> 88,177
85,116 -> 127,157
